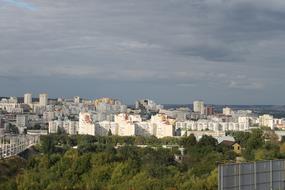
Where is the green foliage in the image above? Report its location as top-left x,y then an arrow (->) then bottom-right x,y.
107,129 -> 112,136
198,135 -> 218,147
0,157 -> 26,182
1,131 -> 283,190
228,131 -> 251,146
179,169 -> 218,190
180,133 -> 197,147
40,135 -> 56,154
229,129 -> 274,161
247,129 -> 264,150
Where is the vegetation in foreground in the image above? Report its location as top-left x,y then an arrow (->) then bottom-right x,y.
1,128 -> 285,190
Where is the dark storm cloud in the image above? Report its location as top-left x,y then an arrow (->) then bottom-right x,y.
1,0 -> 285,104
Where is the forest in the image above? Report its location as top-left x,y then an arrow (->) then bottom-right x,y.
1,128 -> 285,190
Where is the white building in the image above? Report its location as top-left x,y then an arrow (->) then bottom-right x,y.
48,121 -> 59,134
16,115 -> 28,134
118,122 -> 136,136
49,120 -> 79,135
115,113 -> 141,136
24,93 -> 32,105
223,107 -> 233,116
95,121 -> 118,136
16,115 -> 28,127
63,120 -> 79,135
135,99 -> 163,112
0,98 -> 23,113
182,130 -> 225,139
159,108 -> 189,121
79,112 -> 96,136
238,116 -> 250,131
43,111 -> 55,122
228,122 -> 240,131
8,97 -> 18,104
39,93 -> 48,106
135,122 -> 152,136
94,98 -> 126,114
150,114 -> 175,138
193,101 -> 204,114
259,114 -> 274,129
113,113 -> 156,137
48,120 -> 61,134
176,117 -> 251,135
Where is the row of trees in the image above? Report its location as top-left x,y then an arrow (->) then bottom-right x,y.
228,128 -> 285,161
1,129 -> 285,190
0,134 -> 222,190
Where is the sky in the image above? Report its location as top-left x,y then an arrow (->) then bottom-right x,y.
0,0 -> 285,105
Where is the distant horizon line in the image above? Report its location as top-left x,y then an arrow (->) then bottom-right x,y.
0,96 -> 284,107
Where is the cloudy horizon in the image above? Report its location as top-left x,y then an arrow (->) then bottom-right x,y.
1,0 -> 285,105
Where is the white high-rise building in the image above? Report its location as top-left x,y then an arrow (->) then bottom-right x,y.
49,120 -> 79,135
95,121 -> 117,136
67,121 -> 79,135
150,114 -> 175,138
259,114 -> 274,129
193,100 -> 205,114
115,113 -> 141,136
24,93 -> 32,104
79,112 -> 96,135
238,116 -> 250,131
39,93 -> 48,106
48,120 -> 61,134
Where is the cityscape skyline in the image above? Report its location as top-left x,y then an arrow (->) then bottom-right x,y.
1,0 -> 285,105
2,1 -> 285,189
0,90 -> 285,106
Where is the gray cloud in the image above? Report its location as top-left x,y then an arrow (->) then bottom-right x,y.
0,0 -> 285,104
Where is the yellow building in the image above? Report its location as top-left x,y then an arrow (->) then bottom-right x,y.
232,143 -> 241,155
94,97 -> 115,106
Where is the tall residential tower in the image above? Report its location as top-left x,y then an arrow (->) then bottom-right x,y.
24,93 -> 32,104
193,100 -> 205,114
39,93 -> 48,106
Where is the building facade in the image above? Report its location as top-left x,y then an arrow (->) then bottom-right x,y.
39,93 -> 48,106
